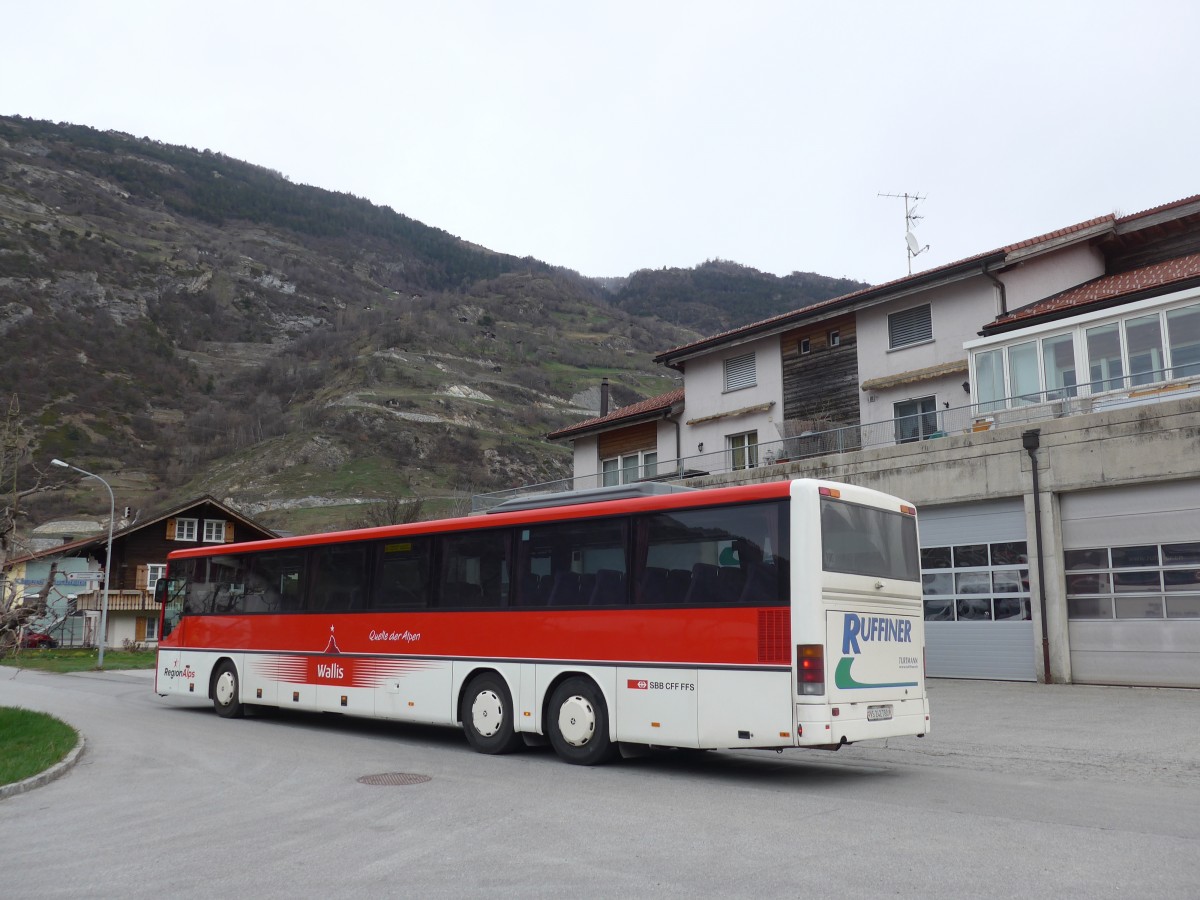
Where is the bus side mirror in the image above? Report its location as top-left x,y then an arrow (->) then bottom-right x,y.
154,580 -> 168,604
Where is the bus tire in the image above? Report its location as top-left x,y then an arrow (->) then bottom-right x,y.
212,660 -> 244,719
547,676 -> 618,766
461,673 -> 523,754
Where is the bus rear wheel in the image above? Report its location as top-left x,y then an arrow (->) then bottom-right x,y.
462,673 -> 523,754
212,661 -> 244,719
547,677 -> 618,766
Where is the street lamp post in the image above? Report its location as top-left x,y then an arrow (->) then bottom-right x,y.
51,458 -> 115,668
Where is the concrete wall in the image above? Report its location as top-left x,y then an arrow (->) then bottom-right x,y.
680,393 -> 1200,684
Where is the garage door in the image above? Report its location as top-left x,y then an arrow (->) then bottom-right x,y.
919,499 -> 1036,681
1061,480 -> 1200,688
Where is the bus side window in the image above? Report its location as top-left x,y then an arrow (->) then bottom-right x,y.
370,538 -> 431,609
309,545 -> 370,612
440,530 -> 511,608
247,550 -> 305,613
637,502 -> 789,606
517,520 -> 628,608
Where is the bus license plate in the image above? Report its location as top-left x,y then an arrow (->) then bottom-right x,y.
866,705 -> 893,722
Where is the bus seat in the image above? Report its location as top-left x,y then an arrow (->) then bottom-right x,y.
442,582 -> 483,607
666,569 -> 692,602
578,573 -> 596,603
685,563 -> 720,604
547,572 -> 582,606
637,567 -> 669,604
517,572 -> 542,606
716,566 -> 746,603
589,569 -> 626,606
738,562 -> 778,603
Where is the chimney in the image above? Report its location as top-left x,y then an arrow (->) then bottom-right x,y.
600,378 -> 610,416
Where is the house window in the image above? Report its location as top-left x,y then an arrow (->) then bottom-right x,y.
203,520 -> 227,543
727,431 -> 758,470
144,615 -> 159,641
174,518 -> 197,541
974,348 -> 1005,413
147,564 -> 166,592
895,397 -> 938,444
601,458 -> 619,487
601,451 -> 657,486
1041,334 -> 1078,399
799,338 -> 811,355
828,330 -> 841,348
1125,314 -> 1165,386
888,305 -> 932,349
1086,323 -> 1124,392
1167,303 -> 1200,377
723,352 -> 756,392
1008,341 -> 1042,405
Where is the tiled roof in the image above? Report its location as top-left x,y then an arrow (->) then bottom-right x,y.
653,249 -> 1003,364
1001,215 -> 1112,253
986,252 -> 1200,331
654,194 -> 1200,364
546,388 -> 684,440
1116,193 -> 1200,225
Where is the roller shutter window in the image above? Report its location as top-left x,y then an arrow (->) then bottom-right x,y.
723,352 -> 756,392
889,304 -> 933,349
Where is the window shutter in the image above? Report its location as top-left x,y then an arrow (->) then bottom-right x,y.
724,353 -> 757,391
166,518 -> 176,540
135,565 -> 149,590
136,617 -> 147,642
889,305 -> 933,348
224,522 -> 234,543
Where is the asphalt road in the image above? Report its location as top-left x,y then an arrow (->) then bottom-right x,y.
2,668 -> 1198,899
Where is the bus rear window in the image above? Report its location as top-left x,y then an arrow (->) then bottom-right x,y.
820,498 -> 919,582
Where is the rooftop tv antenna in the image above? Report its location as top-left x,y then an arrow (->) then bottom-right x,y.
879,191 -> 929,275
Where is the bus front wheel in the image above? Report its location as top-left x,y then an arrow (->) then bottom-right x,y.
547,677 -> 618,766
461,673 -> 523,754
212,661 -> 244,719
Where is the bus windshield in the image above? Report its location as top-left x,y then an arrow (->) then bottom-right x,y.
820,498 -> 919,582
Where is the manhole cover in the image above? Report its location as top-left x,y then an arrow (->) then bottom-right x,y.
357,773 -> 432,786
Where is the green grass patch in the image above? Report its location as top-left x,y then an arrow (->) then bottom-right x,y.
0,648 -> 157,673
0,708 -> 78,787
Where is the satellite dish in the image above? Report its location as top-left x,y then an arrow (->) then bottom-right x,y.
905,231 -> 921,255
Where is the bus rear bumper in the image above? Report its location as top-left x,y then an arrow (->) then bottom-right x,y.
796,698 -> 930,746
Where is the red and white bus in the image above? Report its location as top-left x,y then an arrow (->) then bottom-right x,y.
155,478 -> 930,764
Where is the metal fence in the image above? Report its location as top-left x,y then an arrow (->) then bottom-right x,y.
471,374 -> 1200,511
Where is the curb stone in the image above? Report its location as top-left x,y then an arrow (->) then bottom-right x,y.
0,732 -> 86,801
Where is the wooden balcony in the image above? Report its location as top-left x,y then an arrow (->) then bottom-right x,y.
73,590 -> 156,612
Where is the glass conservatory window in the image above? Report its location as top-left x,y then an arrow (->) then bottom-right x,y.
1041,334 -> 1077,399
1086,323 -> 1124,392
1125,314 -> 1165,386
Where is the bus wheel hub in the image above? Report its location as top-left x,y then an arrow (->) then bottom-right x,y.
557,695 -> 595,746
471,690 -> 503,738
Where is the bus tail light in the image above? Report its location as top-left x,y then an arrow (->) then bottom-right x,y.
818,486 -> 841,499
797,644 -> 825,696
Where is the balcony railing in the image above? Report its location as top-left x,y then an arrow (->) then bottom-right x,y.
73,590 -> 156,612
471,371 -> 1200,512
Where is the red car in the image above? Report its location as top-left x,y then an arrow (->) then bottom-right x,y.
19,631 -> 59,649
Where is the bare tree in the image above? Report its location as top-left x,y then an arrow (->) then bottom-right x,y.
1,562 -> 58,658
0,394 -> 59,657
350,496 -> 426,530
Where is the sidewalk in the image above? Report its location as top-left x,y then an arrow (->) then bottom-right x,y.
838,678 -> 1200,786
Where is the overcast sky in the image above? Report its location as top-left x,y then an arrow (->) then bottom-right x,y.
5,1 -> 1198,286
